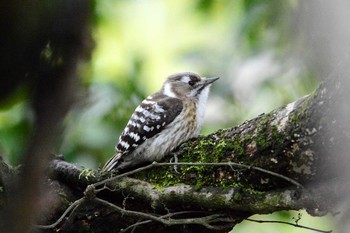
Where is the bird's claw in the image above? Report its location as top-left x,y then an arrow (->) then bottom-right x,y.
170,153 -> 180,174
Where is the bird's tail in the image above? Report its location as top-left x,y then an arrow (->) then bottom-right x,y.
102,153 -> 122,172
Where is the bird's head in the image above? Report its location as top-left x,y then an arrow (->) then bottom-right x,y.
162,72 -> 219,100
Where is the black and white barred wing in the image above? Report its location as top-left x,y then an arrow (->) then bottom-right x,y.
102,94 -> 183,171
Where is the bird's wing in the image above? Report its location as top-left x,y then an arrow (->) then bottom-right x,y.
102,93 -> 183,171
117,94 -> 183,153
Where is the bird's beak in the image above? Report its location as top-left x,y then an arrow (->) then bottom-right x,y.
203,77 -> 220,86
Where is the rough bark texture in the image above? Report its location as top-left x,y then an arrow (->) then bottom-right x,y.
1,76 -> 344,233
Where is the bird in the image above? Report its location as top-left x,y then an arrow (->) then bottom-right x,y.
102,71 -> 219,172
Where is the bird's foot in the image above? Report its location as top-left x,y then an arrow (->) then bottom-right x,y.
169,153 -> 180,174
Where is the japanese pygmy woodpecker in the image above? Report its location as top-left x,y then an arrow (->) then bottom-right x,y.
102,72 -> 219,171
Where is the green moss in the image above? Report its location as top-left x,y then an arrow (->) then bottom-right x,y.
254,113 -> 285,150
245,186 -> 265,197
138,121 -> 276,190
78,169 -> 96,181
194,180 -> 205,191
256,135 -> 268,149
145,133 -> 253,188
192,138 -> 216,162
290,114 -> 299,123
255,115 -> 271,149
231,136 -> 245,157
259,114 -> 270,125
233,192 -> 242,201
220,179 -> 237,189
299,91 -> 316,117
271,125 -> 283,144
213,140 -> 227,156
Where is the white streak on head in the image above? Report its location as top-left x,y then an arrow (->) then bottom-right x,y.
163,83 -> 177,98
181,76 -> 190,83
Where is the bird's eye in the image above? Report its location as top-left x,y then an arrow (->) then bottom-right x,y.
188,80 -> 195,86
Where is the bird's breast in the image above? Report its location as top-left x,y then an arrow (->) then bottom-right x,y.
182,100 -> 198,135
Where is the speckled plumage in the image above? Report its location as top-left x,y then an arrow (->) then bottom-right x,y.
102,72 -> 219,171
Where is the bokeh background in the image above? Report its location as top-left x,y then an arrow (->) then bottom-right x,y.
0,0 -> 334,232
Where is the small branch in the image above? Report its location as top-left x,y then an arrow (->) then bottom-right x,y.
246,218 -> 332,233
93,163 -> 157,187
95,197 -> 233,230
121,211 -> 211,233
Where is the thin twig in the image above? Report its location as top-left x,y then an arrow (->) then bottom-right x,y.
94,161 -> 303,189
95,197 -> 231,230
66,200 -> 84,225
121,211 -> 210,233
35,198 -> 84,229
246,218 -> 332,233
93,163 -> 156,187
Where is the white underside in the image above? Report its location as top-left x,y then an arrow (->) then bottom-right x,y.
195,87 -> 209,132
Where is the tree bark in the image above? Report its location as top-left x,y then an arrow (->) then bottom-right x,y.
0,75 -> 343,233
